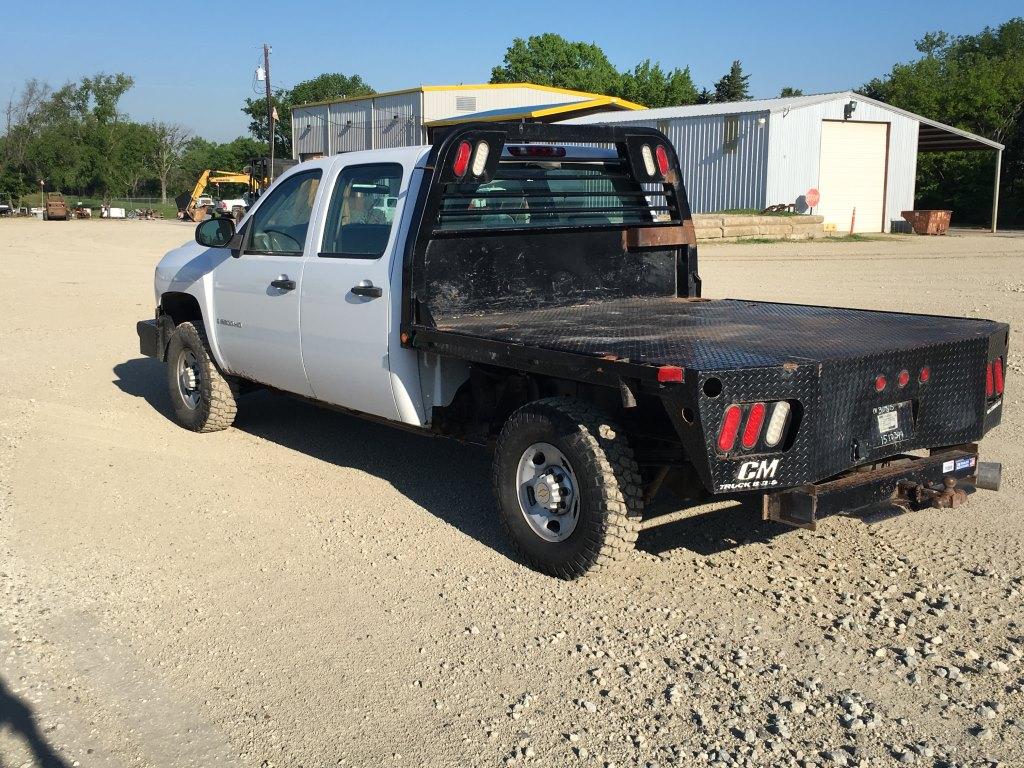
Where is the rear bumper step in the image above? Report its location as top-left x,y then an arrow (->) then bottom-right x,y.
763,446 -> 998,529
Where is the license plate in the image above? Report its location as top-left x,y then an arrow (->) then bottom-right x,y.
871,401 -> 914,447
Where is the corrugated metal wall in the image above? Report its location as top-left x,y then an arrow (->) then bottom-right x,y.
292,104 -> 328,159
572,113 -> 770,212
424,86 -> 580,122
765,98 -> 918,232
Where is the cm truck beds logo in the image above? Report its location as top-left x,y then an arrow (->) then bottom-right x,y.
719,459 -> 781,491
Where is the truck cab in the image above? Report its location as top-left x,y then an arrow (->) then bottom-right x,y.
138,122 -> 1007,579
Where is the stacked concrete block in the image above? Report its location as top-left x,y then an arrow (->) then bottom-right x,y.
691,214 -> 824,242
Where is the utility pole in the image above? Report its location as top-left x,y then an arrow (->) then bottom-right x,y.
263,43 -> 275,184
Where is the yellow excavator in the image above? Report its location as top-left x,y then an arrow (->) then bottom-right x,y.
175,170 -> 255,222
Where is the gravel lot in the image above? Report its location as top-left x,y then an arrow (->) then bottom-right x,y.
1,218 -> 1023,768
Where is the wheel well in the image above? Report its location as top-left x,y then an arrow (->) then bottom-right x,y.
160,292 -> 203,327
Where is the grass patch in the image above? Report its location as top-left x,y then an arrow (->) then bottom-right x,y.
19,194 -> 178,220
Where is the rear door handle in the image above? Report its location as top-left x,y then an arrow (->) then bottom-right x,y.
270,277 -> 296,291
351,283 -> 383,298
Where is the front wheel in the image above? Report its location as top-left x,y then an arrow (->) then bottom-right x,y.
493,397 -> 642,579
165,321 -> 239,432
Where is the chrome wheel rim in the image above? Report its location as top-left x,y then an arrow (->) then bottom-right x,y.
516,442 -> 579,542
175,348 -> 202,410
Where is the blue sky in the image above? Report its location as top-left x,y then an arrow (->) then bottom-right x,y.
2,2 -> 1020,141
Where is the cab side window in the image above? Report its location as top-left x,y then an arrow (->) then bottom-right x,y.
245,170 -> 322,255
320,163 -> 403,259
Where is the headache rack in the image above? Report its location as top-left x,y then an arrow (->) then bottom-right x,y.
401,121 -> 700,336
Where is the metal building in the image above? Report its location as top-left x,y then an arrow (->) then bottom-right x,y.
567,91 -> 1004,232
290,83 -> 642,160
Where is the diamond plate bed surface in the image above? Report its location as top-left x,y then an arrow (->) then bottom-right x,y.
431,297 -> 1004,371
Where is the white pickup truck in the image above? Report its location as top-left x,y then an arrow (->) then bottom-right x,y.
138,122 -> 1006,578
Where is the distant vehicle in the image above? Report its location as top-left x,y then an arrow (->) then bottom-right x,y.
44,192 -> 69,221
215,198 -> 248,217
0,203 -> 11,217
137,122 -> 1008,579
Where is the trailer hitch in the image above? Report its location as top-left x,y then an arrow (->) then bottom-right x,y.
897,477 -> 968,510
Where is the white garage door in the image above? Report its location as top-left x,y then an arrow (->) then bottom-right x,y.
817,121 -> 888,233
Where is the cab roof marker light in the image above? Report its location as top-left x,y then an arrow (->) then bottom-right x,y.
471,141 -> 489,177
764,401 -> 791,448
640,144 -> 656,177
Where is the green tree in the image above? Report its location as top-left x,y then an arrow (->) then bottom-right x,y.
862,18 -> 1024,225
713,60 -> 751,102
618,60 -> 698,108
243,72 -> 374,158
490,33 -> 621,94
779,86 -> 804,97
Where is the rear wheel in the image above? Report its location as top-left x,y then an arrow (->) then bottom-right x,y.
493,397 -> 642,579
165,321 -> 238,432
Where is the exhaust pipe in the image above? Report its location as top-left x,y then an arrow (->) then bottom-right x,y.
974,461 -> 1002,491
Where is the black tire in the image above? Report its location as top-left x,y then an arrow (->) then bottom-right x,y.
492,397 -> 643,579
165,321 -> 239,432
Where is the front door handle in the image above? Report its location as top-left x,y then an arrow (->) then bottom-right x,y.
270,277 -> 296,291
351,283 -> 383,298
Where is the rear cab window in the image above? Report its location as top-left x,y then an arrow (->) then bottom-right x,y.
320,163 -> 404,259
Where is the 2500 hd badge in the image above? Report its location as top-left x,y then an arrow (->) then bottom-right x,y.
719,458 -> 781,491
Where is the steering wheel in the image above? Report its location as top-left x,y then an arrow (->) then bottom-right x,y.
259,228 -> 302,253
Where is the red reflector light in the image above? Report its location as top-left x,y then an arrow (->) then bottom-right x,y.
655,144 -> 670,176
657,365 -> 684,383
506,145 -> 566,158
741,402 -> 766,449
986,362 -> 994,398
452,141 -> 472,177
874,374 -> 887,392
994,357 -> 1004,395
718,405 -> 742,452
919,366 -> 930,383
897,369 -> 910,388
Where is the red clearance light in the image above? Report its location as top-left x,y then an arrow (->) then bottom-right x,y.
452,141 -> 472,177
897,369 -> 910,388
874,374 -> 887,392
657,365 -> 684,383
655,145 -> 670,176
507,145 -> 566,158
741,402 -> 766,449
986,362 -> 994,398
718,405 -> 742,452
919,366 -> 931,383
994,357 -> 1005,395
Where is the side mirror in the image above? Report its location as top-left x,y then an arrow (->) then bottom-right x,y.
195,217 -> 235,249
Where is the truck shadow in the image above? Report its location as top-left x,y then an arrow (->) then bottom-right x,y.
113,357 -> 784,562
0,676 -> 71,768
112,358 -> 513,561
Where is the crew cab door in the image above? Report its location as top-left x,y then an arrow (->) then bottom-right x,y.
299,162 -> 405,419
211,168 -> 323,396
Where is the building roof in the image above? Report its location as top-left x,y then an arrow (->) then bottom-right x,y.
293,82 -> 645,111
568,90 -> 1003,152
425,96 -> 642,127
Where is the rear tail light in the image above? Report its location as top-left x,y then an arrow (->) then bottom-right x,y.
452,141 -> 472,177
657,365 -> 683,383
470,141 -> 489,176
718,405 -> 742,452
741,402 -> 766,449
640,144 -> 656,177
764,402 -> 791,447
994,357 -> 1005,395
986,363 -> 994,398
655,145 -> 670,176
874,374 -> 887,392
